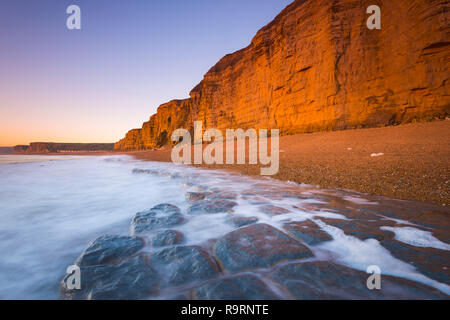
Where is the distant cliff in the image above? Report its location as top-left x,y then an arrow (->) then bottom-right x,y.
14,143 -> 114,154
0,147 -> 13,155
115,0 -> 450,151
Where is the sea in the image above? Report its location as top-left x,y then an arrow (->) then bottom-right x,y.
0,155 -> 448,299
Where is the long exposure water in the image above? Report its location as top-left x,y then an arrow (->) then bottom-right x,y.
0,155 -> 448,299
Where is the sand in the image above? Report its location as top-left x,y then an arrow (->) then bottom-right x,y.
131,120 -> 450,206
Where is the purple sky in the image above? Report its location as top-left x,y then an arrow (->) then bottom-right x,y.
0,0 -> 293,146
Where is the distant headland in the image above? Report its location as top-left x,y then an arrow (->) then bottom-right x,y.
13,142 -> 115,154
0,147 -> 14,155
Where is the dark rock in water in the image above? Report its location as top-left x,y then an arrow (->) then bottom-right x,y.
272,261 -> 448,300
258,205 -> 290,215
241,195 -> 271,205
169,172 -> 182,179
241,186 -> 287,200
132,168 -> 159,176
207,190 -> 238,200
151,230 -> 184,247
150,246 -> 221,287
61,256 -> 158,300
284,220 -> 332,245
131,204 -> 184,235
229,216 -> 259,228
185,192 -> 210,201
188,199 -> 237,214
380,239 -> 450,285
214,224 -> 313,273
76,235 -> 144,267
193,275 -> 279,300
132,168 -> 176,178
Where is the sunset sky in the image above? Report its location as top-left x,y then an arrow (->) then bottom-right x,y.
0,0 -> 292,146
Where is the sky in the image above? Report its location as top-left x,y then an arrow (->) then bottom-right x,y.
0,0 -> 293,146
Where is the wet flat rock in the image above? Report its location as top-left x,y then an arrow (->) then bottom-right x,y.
317,218 -> 396,242
76,235 -> 144,267
241,195 -> 271,205
61,256 -> 158,300
131,204 -> 184,235
380,239 -> 450,285
132,168 -> 183,180
258,205 -> 291,215
272,262 -> 448,300
408,210 -> 450,243
207,190 -> 238,200
61,235 -> 155,300
307,204 -> 379,221
186,189 -> 237,202
185,192 -> 211,201
149,246 -> 221,287
316,218 -> 450,284
193,275 -> 279,300
188,199 -> 237,214
284,220 -> 332,245
151,230 -> 184,247
241,185 -> 302,200
132,168 -> 160,176
214,224 -> 313,273
59,170 -> 450,300
228,216 -> 259,228
371,200 -> 448,223
318,216 -> 450,284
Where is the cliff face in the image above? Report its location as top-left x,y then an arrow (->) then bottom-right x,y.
115,0 -> 450,150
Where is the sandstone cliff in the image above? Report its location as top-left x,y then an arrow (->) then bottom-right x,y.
115,0 -> 450,151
